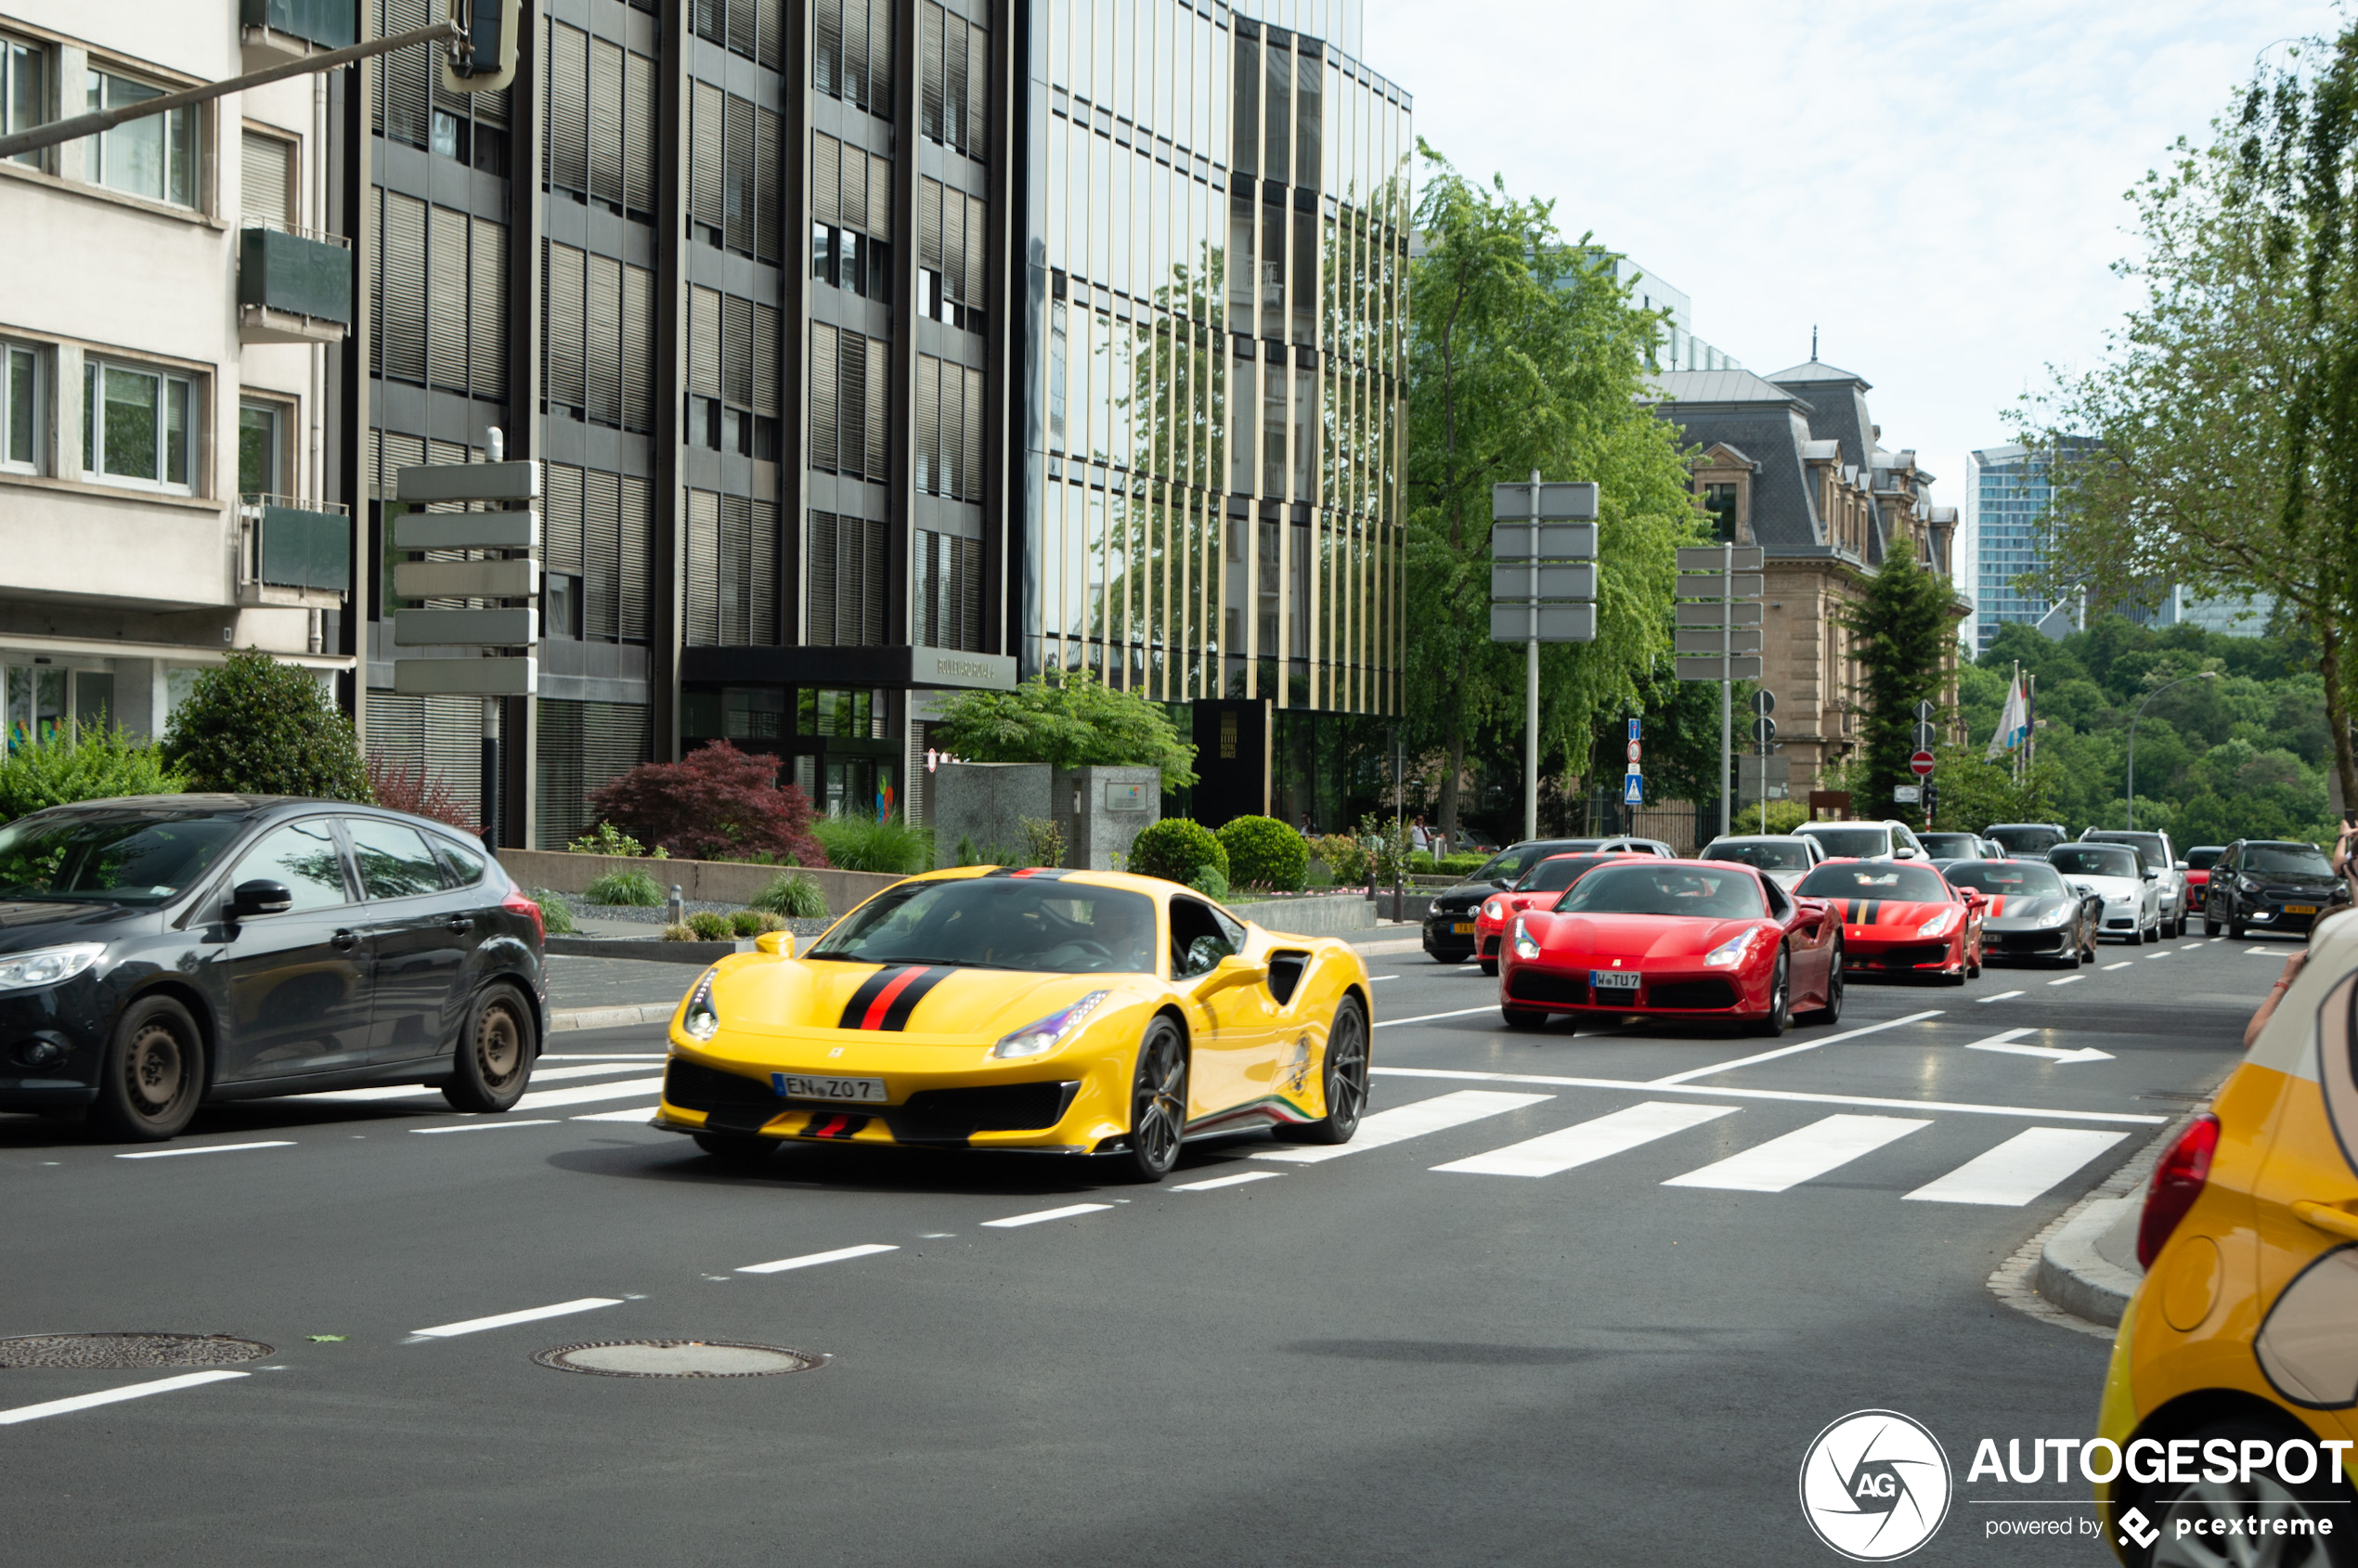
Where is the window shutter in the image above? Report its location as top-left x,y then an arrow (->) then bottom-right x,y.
427,204 -> 469,392
685,489 -> 719,645
863,518 -> 888,643
866,150 -> 892,240
807,512 -> 837,643
469,216 -> 508,401
621,265 -> 654,432
965,21 -> 988,157
945,18 -> 967,154
688,286 -> 721,400
692,83 -> 724,231
942,191 -> 965,305
757,0 -> 784,71
913,528 -> 936,644
546,241 -> 587,411
384,0 -> 430,147
718,493 -> 749,643
841,0 -> 868,109
837,330 -> 866,478
963,366 -> 984,502
587,253 -> 622,425
864,336 -> 889,485
752,500 -> 778,644
623,51 -> 655,216
965,194 -> 987,309
957,536 -> 981,651
868,0 -> 893,111
814,0 -> 841,97
620,475 -> 653,641
544,462 -> 585,576
809,323 -> 838,471
935,356 -> 960,499
919,3 -> 943,141
917,177 -> 942,271
756,109 -> 782,265
382,192 -> 427,385
589,39 -> 623,210
549,21 -> 589,195
368,188 -> 383,377
840,142 -> 866,235
722,292 -> 753,409
724,94 -> 754,254
752,304 -> 780,417
811,133 -> 840,226
241,132 -> 292,228
726,0 -> 755,59
914,356 -> 939,494
586,470 -> 620,641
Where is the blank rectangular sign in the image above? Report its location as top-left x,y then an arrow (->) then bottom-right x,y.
1676,544 -> 1765,571
393,656 -> 538,696
1490,482 -> 1600,521
395,508 -> 539,551
1490,603 -> 1598,642
1677,654 -> 1763,681
1676,572 -> 1765,601
395,607 -> 538,646
1491,521 -> 1599,560
1674,628 -> 1762,655
1489,563 -> 1597,602
394,460 -> 542,504
1676,602 -> 1762,627
394,557 -> 539,599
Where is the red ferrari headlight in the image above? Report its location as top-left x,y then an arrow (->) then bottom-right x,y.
1510,917 -> 1541,961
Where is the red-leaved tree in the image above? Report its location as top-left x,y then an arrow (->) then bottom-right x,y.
586,740 -> 829,865
367,751 -> 481,835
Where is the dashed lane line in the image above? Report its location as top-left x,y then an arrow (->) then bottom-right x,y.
736,1243 -> 898,1275
2103,962 -> 2133,972
570,1106 -> 661,1122
411,1297 -> 624,1339
0,1370 -> 249,1427
2145,952 -> 2173,960
512,1077 -> 668,1111
1976,991 -> 2026,1004
1647,1010 -> 1942,1086
982,1203 -> 1113,1228
2049,975 -> 2086,987
116,1141 -> 294,1160
1368,1066 -> 2167,1126
1171,1171 -> 1287,1192
1372,1005 -> 1498,1029
411,1120 -> 561,1134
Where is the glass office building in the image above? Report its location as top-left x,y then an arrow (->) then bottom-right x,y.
1966,442 -> 2057,655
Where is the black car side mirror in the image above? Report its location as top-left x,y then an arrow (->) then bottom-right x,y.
230,879 -> 293,919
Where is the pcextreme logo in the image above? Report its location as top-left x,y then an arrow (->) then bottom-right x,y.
1799,1409 -> 1953,1562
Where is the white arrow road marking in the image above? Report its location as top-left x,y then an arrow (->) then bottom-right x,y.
0,1369 -> 248,1426
1965,1030 -> 2113,1065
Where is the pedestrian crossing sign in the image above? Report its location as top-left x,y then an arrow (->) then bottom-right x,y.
1623,773 -> 1644,806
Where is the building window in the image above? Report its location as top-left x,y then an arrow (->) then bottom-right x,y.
85,68 -> 196,208
2,341 -> 44,474
3,34 -> 47,169
1703,482 -> 1740,542
239,400 -> 286,498
83,358 -> 195,492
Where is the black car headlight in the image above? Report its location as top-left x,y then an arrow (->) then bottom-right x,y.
0,943 -> 104,993
2238,875 -> 2261,894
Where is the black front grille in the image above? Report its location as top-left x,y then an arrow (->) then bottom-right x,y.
665,1058 -> 778,1111
1431,891 -> 1485,915
1506,969 -> 1588,1005
889,1082 -> 1080,1144
1995,931 -> 2066,953
1647,978 -> 1738,1010
1873,944 -> 1951,969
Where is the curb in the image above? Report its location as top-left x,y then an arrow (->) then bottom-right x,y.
546,936 -> 750,964
1986,1112 -> 2191,1340
547,1002 -> 678,1034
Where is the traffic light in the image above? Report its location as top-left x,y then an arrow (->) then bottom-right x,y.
442,0 -> 520,95
1922,781 -> 1939,823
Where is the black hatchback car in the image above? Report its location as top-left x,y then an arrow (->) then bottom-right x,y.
1421,837 -> 1667,962
2201,838 -> 2350,938
0,796 -> 548,1142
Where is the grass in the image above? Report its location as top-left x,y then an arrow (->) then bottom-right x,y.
686,911 -> 732,940
528,890 -> 577,936
584,869 -> 665,906
811,812 -> 933,875
749,872 -> 828,919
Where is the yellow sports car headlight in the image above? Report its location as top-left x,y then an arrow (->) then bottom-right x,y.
681,967 -> 720,1041
992,991 -> 1111,1059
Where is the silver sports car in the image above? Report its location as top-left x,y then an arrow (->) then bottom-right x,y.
1940,858 -> 2100,967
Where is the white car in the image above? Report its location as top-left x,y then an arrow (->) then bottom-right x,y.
2079,828 -> 2186,937
2048,842 -> 2163,943
1794,819 -> 1932,862
1697,834 -> 1825,890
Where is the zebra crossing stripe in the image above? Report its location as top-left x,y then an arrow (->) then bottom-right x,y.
1252,1089 -> 1551,1165
1663,1113 -> 1930,1193
1902,1127 -> 2128,1207
1432,1101 -> 1737,1178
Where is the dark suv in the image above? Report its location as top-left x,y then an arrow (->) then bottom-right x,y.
1424,839 -> 1613,962
0,796 -> 549,1141
2201,839 -> 2349,939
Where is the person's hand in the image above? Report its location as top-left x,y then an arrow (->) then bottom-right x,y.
2281,951 -> 2309,988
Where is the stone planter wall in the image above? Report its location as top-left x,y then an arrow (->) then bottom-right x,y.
1225,892 -> 1379,937
930,762 -> 1055,869
498,849 -> 902,916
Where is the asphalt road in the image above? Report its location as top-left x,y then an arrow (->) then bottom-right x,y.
0,924 -> 2282,1565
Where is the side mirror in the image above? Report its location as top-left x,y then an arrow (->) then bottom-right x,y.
2143,868 -> 2158,881
755,930 -> 793,957
230,879 -> 293,919
1794,897 -> 1826,917
1894,847 -> 1919,860
1207,952 -> 1266,990
2175,861 -> 2188,871
1960,889 -> 1985,907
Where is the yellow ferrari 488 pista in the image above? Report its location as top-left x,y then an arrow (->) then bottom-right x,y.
654,867 -> 1374,1180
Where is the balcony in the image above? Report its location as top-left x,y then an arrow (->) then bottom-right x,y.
240,0 -> 356,67
240,496 -> 352,609
238,226 -> 353,345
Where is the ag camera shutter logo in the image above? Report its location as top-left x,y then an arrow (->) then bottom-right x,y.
1799,1409 -> 1952,1560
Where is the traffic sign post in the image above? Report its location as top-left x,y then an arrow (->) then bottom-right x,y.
1492,473 -> 1600,841
1675,544 -> 1767,838
1909,745 -> 1937,830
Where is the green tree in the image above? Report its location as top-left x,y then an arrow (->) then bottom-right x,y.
930,669 -> 1198,793
1841,544 -> 1958,814
160,649 -> 370,800
1405,148 -> 1704,835
0,723 -> 188,823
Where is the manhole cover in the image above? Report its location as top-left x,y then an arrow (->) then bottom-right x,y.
0,1333 -> 273,1369
532,1340 -> 825,1379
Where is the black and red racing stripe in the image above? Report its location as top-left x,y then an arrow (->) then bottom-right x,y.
836,965 -> 953,1030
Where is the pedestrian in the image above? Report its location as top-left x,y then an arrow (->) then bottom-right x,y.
2334,816 -> 2358,898
1410,815 -> 1431,855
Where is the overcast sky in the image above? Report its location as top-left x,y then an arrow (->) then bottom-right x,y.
1362,0 -> 2329,547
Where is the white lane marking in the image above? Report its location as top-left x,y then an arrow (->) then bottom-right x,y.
2048,975 -> 2086,987
736,1242 -> 899,1275
1976,990 -> 2025,1004
412,1297 -> 624,1339
116,1141 -> 295,1160
1664,1113 -> 1930,1193
2210,937 -> 2226,943
1647,1010 -> 1943,1086
2248,947 -> 2278,955
2145,951 -> 2172,960
570,1106 -> 661,1123
1965,1030 -> 2113,1065
512,1076 -> 668,1111
2102,962 -> 2133,972
1171,1171 -> 1287,1192
1368,974 -> 1399,981
1904,1127 -> 2131,1207
0,1369 -> 248,1426
1368,1066 -> 2166,1125
1373,1005 -> 1497,1029
1433,1101 -> 1738,1178
538,1053 -> 667,1062
288,1084 -> 460,1103
411,1120 -> 561,1134
981,1203 -> 1113,1229
1252,1089 -> 1552,1164
499,1062 -> 656,1083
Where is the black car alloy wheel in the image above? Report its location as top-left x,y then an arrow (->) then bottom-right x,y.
1121,1017 -> 1188,1181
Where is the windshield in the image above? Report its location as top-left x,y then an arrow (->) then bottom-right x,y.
2052,846 -> 2140,878
2186,848 -> 2222,871
2089,834 -> 2167,867
806,876 -> 1158,974
1800,827 -> 1889,859
1988,825 -> 2065,854
1942,861 -> 2069,897
1514,854 -> 1617,893
1702,839 -> 1812,871
1555,862 -> 1765,920
2245,845 -> 2334,878
1472,843 -> 1585,883
1920,834 -> 1980,858
1795,862 -> 1951,902
0,810 -> 246,905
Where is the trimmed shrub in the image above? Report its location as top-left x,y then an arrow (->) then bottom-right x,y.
1188,865 -> 1231,901
660,922 -> 696,941
1217,815 -> 1308,892
728,909 -> 763,938
567,822 -> 646,856
749,872 -> 827,918
366,752 -> 478,833
160,648 -> 369,799
0,724 -> 188,823
585,869 -> 664,907
1436,851 -> 1491,877
1127,817 -> 1227,887
1310,833 -> 1370,888
810,811 -> 929,874
530,890 -> 578,936
687,911 -> 732,940
589,740 -> 829,865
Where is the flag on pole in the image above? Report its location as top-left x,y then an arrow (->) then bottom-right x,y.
1987,670 -> 2029,758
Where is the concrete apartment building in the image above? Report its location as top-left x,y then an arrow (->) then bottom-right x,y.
1651,357 -> 1964,797
0,3 -> 358,745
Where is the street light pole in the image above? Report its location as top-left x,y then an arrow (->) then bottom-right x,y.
2127,671 -> 2220,829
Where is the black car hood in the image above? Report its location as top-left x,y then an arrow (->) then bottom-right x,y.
1982,896 -> 2078,927
0,900 -> 162,949
1429,882 -> 1505,914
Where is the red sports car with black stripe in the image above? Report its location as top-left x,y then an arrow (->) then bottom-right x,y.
1791,858 -> 1984,984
